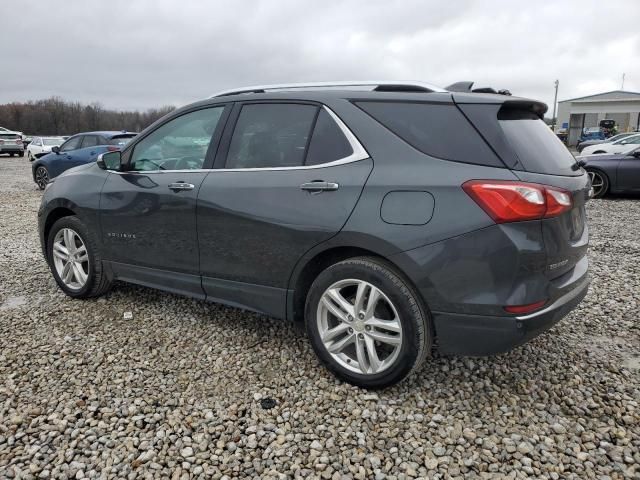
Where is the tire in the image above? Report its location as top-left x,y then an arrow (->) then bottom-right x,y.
46,216 -> 113,299
28,153 -> 33,162
587,169 -> 609,198
18,151 -> 24,158
34,166 -> 49,190
305,256 -> 431,388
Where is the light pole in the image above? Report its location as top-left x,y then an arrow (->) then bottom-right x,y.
551,79 -> 559,131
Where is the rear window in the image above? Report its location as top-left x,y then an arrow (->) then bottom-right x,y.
355,101 -> 503,167
108,135 -> 136,146
498,110 -> 578,176
0,134 -> 19,140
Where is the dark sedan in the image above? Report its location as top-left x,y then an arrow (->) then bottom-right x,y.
578,147 -> 640,198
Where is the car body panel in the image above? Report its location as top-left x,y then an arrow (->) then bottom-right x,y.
581,133 -> 640,155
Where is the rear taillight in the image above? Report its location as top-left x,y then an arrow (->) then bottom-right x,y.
16,139 -> 22,145
463,180 -> 573,223
504,300 -> 547,314
0,140 -> 4,145
107,146 -> 119,152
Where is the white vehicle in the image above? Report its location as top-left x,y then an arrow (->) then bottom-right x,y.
0,129 -> 24,157
581,133 -> 640,155
27,136 -> 65,161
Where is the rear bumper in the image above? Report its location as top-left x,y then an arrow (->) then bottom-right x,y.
0,145 -> 24,153
433,272 -> 589,355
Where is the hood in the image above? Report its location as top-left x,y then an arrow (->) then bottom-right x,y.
59,162 -> 96,178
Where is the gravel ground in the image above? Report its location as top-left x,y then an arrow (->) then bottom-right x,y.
0,155 -> 639,480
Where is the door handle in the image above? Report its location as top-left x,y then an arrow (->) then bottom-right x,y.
300,181 -> 340,192
168,182 -> 195,192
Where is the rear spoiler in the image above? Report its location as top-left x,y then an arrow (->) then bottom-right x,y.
446,81 -> 512,96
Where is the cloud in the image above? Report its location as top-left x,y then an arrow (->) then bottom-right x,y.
2,0 -> 638,111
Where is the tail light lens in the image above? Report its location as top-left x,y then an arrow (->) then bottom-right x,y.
504,300 -> 547,314
0,140 -> 4,145
107,146 -> 119,152
16,139 -> 22,145
463,180 -> 573,223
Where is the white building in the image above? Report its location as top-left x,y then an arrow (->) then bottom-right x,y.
556,90 -> 640,146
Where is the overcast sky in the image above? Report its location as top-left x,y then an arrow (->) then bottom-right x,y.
2,0 -> 638,112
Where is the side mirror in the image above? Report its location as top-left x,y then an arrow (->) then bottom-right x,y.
97,151 -> 122,171
51,146 -> 60,154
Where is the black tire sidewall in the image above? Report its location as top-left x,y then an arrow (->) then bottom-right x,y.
46,217 -> 97,298
36,166 -> 48,190
305,258 -> 429,388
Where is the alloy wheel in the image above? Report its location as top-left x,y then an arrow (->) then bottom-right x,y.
35,167 -> 49,189
588,171 -> 605,197
317,279 -> 403,375
52,228 -> 89,290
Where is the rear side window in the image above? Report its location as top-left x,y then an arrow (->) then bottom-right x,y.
356,101 -> 502,166
305,109 -> 353,165
226,103 -> 317,169
81,135 -> 100,148
498,110 -> 577,176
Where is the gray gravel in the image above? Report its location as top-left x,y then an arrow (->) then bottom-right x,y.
0,155 -> 639,479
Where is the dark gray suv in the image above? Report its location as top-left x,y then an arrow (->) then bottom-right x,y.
38,81 -> 590,388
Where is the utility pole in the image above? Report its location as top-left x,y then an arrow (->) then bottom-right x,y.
622,73 -> 625,89
552,79 -> 559,131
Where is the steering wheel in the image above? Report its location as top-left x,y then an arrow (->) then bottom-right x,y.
175,156 -> 202,170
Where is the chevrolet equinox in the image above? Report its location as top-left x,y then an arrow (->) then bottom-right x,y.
38,81 -> 590,388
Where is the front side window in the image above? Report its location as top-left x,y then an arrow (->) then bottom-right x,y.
60,136 -> 82,152
226,103 -> 317,169
130,107 -> 224,171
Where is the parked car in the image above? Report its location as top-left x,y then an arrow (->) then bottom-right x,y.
0,130 -> 25,157
22,136 -> 33,150
27,136 -> 66,161
578,146 -> 640,198
581,133 -> 640,156
38,81 -> 590,388
32,131 -> 136,189
0,126 -> 23,138
577,127 -> 605,147
576,132 -> 637,153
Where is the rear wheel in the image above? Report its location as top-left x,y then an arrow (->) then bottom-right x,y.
17,151 -> 24,158
46,216 -> 113,298
305,257 -> 431,388
587,169 -> 609,198
35,166 -> 49,190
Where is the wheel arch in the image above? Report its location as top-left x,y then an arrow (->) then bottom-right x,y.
585,166 -> 611,196
43,207 -> 77,253
287,244 -> 418,324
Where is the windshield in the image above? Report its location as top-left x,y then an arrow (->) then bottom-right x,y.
43,138 -> 64,146
108,135 -> 136,146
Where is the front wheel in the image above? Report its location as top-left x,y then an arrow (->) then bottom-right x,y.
587,169 -> 609,198
46,216 -> 113,298
305,257 -> 431,388
35,166 -> 49,190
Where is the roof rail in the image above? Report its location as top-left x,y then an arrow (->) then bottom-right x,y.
211,81 -> 447,97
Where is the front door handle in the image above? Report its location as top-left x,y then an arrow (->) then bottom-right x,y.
300,181 -> 340,192
168,182 -> 195,192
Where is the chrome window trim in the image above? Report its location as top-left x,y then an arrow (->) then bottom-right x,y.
112,106 -> 369,175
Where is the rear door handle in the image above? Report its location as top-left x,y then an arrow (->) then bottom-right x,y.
168,182 -> 195,192
300,181 -> 339,192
